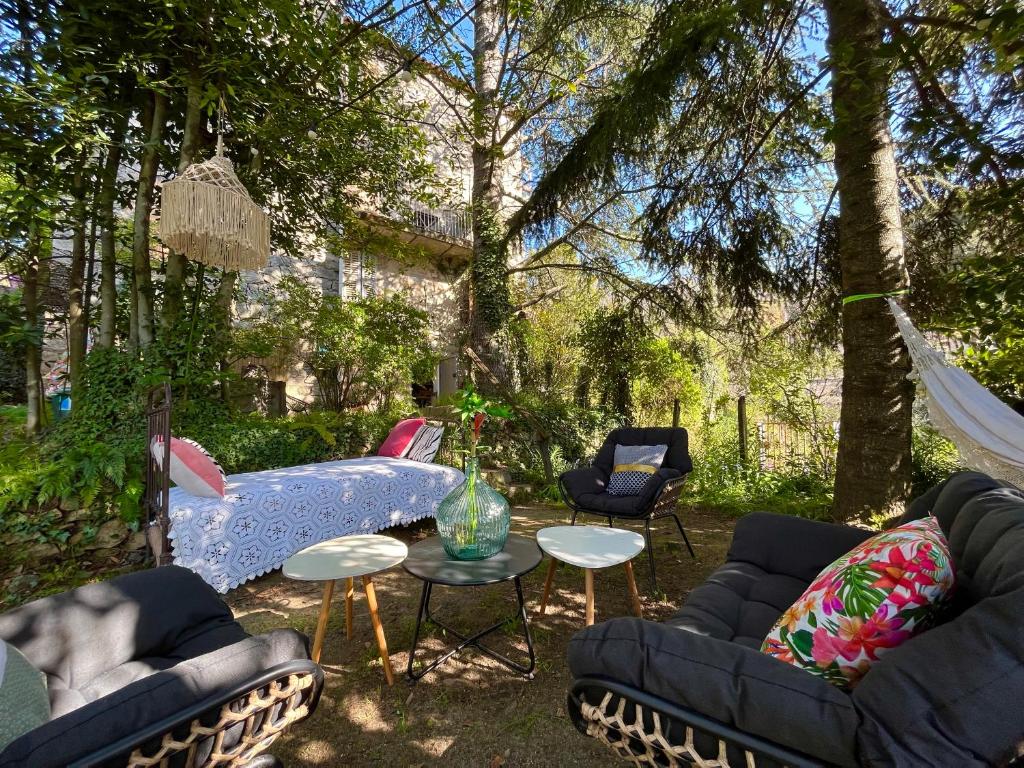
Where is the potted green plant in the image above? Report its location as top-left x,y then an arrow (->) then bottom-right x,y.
436,386 -> 513,560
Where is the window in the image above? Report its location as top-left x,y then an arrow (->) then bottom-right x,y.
340,251 -> 376,300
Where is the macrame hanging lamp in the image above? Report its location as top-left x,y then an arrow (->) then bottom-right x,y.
159,98 -> 269,270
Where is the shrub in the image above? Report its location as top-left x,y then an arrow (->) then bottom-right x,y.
686,417 -> 833,520
911,423 -> 962,498
183,410 -> 396,475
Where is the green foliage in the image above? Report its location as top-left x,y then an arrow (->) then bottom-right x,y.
183,410 -> 396,475
577,306 -> 653,418
951,251 -> 1024,402
911,423 -> 962,499
489,395 -> 617,496
685,415 -> 834,521
239,277 -> 434,412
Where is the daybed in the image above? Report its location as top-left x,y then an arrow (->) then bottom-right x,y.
0,565 -> 322,767
566,471 -> 1024,767
145,386 -> 463,592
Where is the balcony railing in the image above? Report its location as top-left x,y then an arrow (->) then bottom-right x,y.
402,202 -> 472,246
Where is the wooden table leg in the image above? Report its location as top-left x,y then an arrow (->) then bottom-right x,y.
584,568 -> 595,626
538,558 -> 558,614
345,577 -> 355,640
311,579 -> 336,664
362,575 -> 394,686
624,560 -> 643,619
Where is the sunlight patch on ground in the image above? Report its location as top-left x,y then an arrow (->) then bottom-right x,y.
412,735 -> 456,757
294,739 -> 337,764
341,693 -> 393,733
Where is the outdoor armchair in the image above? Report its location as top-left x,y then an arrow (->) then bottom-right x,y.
0,565 -> 323,767
565,471 -> 1024,767
559,427 -> 695,591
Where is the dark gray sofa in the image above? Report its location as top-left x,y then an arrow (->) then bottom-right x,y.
559,427 -> 695,591
0,565 -> 323,767
566,471 -> 1024,767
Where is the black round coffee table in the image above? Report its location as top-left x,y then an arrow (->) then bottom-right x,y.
404,534 -> 542,681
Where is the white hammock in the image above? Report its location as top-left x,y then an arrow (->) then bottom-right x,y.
887,298 -> 1024,488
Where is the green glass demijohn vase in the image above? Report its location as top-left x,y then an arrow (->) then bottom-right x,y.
437,457 -> 510,560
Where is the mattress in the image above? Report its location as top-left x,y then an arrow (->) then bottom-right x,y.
168,456 -> 464,592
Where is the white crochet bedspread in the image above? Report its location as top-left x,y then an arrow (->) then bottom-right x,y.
168,457 -> 464,592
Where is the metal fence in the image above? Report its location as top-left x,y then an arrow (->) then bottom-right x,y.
755,419 -> 839,476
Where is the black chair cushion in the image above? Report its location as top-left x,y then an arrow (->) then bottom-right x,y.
726,512 -> 875,584
572,491 -> 647,517
853,479 -> 1024,766
593,427 -> 693,475
568,618 -> 861,767
666,561 -> 809,649
0,565 -> 242,703
560,466 -> 607,500
0,628 -> 309,768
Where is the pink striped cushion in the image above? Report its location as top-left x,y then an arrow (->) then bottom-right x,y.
377,417 -> 426,457
151,436 -> 226,498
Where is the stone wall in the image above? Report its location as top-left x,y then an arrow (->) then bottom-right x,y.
236,247 -> 465,407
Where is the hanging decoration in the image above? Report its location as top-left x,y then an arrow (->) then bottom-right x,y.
159,97 -> 269,271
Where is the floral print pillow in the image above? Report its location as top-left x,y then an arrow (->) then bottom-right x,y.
761,516 -> 954,688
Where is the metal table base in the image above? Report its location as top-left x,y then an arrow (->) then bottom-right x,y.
406,577 -> 536,681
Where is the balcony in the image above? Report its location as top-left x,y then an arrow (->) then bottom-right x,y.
359,198 -> 473,264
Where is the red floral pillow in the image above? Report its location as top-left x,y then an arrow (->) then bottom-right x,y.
761,516 -> 954,688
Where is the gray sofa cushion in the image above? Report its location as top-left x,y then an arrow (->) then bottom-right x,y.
666,561 -> 809,649
0,628 -> 309,768
0,565 -> 243,704
726,512 -> 875,584
568,618 -> 860,767
853,481 -> 1024,766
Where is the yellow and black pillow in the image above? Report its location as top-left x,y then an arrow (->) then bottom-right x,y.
607,443 -> 668,496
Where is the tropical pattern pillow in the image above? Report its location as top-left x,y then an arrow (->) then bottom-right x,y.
761,516 -> 954,688
607,443 -> 667,496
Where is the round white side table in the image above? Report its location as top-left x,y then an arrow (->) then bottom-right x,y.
536,525 -> 644,626
283,534 -> 408,685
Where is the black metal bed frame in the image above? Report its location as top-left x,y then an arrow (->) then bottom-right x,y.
144,383 -> 174,566
568,676 -> 828,768
71,660 -> 324,768
559,474 -> 695,592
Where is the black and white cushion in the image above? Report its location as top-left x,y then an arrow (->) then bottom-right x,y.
405,425 -> 445,463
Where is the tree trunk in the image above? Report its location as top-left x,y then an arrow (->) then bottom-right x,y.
162,71 -> 203,336
132,87 -> 168,349
98,98 -> 130,348
468,0 -> 513,387
67,149 -> 90,390
82,208 -> 98,335
825,0 -> 914,522
216,270 -> 237,402
22,234 -> 43,435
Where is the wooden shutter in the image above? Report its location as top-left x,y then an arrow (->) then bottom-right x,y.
340,251 -> 377,299
363,253 -> 377,297
340,252 -> 359,300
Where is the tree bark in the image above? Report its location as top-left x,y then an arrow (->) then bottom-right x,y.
22,234 -> 43,435
67,149 -> 90,390
216,270 -> 237,402
825,0 -> 914,521
132,87 -> 168,350
468,0 -> 513,387
98,96 -> 130,348
162,70 -> 203,336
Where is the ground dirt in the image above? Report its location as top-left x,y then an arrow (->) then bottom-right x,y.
227,503 -> 737,768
